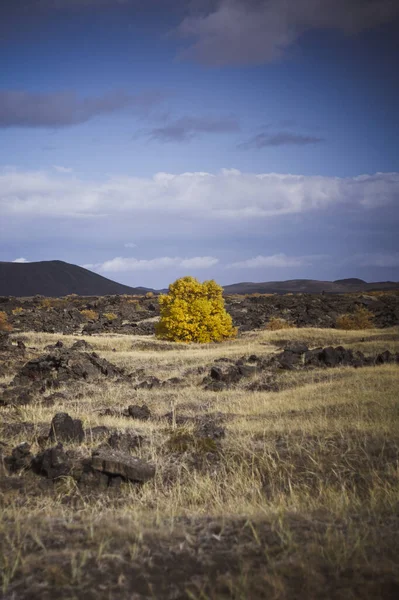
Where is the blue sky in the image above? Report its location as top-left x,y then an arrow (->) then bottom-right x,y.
1,0 -> 398,288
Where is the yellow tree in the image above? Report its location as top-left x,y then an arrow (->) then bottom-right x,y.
156,276 -> 237,343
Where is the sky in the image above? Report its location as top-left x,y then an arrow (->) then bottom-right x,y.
0,0 -> 398,289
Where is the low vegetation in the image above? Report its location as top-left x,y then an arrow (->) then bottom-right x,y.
80,309 -> 99,321
0,310 -> 12,332
336,305 -> 375,330
265,316 -> 294,330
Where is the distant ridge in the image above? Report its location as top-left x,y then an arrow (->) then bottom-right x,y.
0,260 -> 153,297
222,278 -> 399,295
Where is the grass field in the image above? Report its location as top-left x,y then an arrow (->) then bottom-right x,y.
1,327 -> 398,599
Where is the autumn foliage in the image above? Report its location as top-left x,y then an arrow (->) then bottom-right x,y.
0,311 -> 12,332
266,317 -> 295,331
156,276 -> 237,343
336,306 -> 375,330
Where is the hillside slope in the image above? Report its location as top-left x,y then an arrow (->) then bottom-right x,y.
223,278 -> 399,294
0,261 -> 151,297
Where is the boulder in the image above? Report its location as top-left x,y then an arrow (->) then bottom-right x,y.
71,339 -> 93,351
32,443 -> 82,479
91,448 -> 155,482
12,348 -> 124,387
49,412 -> 85,443
5,442 -> 33,473
127,404 -> 151,420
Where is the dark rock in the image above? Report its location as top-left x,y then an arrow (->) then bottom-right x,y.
194,417 -> 225,441
5,442 -> 33,473
127,404 -> 151,420
285,343 -> 309,354
0,332 -> 11,351
12,348 -> 124,387
42,392 -> 68,407
135,376 -> 161,390
71,339 -> 93,351
91,448 -> 155,482
248,354 -> 259,362
161,411 -> 194,426
107,430 -> 143,451
32,443 -> 75,479
163,377 -> 183,386
203,380 -> 227,392
0,386 -> 36,407
49,412 -> 85,443
108,476 -> 123,489
210,365 -> 241,384
44,340 -> 64,350
85,426 -> 112,441
237,364 -> 257,377
375,350 -> 393,364
98,407 -> 121,418
79,469 -> 109,490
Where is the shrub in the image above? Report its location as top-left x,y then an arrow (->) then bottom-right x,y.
336,306 -> 375,330
80,309 -> 99,321
0,311 -> 12,332
40,298 -> 54,310
103,312 -> 118,321
266,317 -> 294,331
12,307 -> 24,315
156,276 -> 237,344
145,291 -> 154,299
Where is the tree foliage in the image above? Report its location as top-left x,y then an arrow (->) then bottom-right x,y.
156,276 -> 237,343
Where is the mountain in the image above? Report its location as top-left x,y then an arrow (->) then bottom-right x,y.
223,278 -> 399,295
0,261 -> 153,297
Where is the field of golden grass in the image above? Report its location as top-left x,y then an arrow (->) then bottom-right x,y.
1,327 -> 398,599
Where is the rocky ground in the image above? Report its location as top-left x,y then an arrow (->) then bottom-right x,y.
1,290 -> 399,335
0,323 -> 399,599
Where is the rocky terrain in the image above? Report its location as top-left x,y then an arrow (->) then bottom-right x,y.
1,320 -> 399,599
1,290 -> 399,336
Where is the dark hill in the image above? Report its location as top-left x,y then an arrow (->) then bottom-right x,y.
223,278 -> 399,295
0,261 -> 152,297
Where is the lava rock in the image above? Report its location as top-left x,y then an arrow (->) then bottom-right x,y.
91,448 -> 155,482
127,404 -> 151,420
135,376 -> 161,390
71,339 -> 93,351
5,442 -> 33,473
49,412 -> 85,443
107,430 -> 144,451
32,443 -> 74,479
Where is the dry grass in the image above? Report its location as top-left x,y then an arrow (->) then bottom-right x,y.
1,326 -> 399,598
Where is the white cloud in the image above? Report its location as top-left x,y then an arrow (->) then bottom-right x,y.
86,256 -> 219,272
1,168 -> 397,223
230,254 -> 309,268
124,242 -> 137,248
12,257 -> 30,263
53,165 -> 73,173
